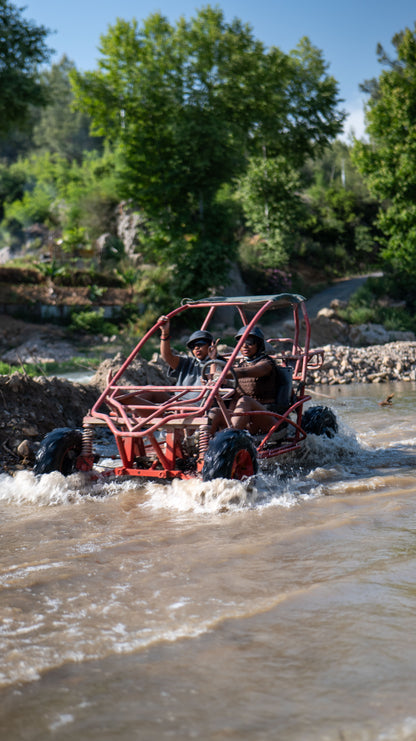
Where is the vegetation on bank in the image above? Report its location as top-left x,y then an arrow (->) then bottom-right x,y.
0,2 -> 415,333
0,357 -> 100,379
337,275 -> 416,336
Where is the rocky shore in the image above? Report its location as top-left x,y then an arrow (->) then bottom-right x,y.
307,341 -> 416,385
1,341 -> 415,475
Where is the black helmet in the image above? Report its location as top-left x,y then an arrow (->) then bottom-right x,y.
186,329 -> 213,349
235,325 -> 265,352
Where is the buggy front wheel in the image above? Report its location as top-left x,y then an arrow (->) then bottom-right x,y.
34,427 -> 83,475
202,428 -> 258,482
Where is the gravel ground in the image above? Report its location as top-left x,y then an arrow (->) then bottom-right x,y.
307,341 -> 416,385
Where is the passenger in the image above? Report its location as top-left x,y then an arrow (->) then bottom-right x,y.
228,326 -> 279,434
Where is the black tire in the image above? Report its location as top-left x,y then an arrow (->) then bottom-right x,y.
202,428 -> 258,482
301,405 -> 338,438
33,427 -> 83,475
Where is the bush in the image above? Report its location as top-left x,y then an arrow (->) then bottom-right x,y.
338,276 -> 416,334
238,236 -> 292,294
69,308 -> 117,335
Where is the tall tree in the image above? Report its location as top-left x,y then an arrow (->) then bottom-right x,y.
33,56 -> 102,162
353,23 -> 416,279
72,9 -> 343,219
71,6 -> 344,302
0,1 -> 52,135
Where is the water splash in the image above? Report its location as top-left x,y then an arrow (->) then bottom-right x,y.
144,476 -> 261,513
0,469 -> 142,506
2,421 -> 414,510
144,421 -> 416,514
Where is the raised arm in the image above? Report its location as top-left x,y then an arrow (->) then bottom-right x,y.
158,316 -> 180,371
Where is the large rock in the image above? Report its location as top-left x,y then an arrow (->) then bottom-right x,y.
309,309 -> 350,346
349,323 -> 390,346
349,323 -> 415,346
3,337 -> 76,364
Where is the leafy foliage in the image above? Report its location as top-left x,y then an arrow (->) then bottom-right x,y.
0,5 -> 390,324
338,275 -> 416,334
296,141 -> 382,277
71,6 -> 344,299
353,24 -> 416,279
0,1 -> 52,134
237,156 -> 304,268
32,56 -> 103,162
69,308 -> 117,335
1,148 -> 119,250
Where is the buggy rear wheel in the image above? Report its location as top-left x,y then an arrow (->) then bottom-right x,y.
301,406 -> 338,438
202,428 -> 258,482
34,427 -> 83,475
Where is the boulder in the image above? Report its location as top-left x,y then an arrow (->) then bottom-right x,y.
309,314 -> 350,347
349,323 -> 390,346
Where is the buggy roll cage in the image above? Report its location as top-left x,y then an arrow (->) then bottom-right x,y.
81,294 -> 324,478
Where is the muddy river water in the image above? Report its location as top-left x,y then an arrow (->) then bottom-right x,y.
1,381 -> 416,740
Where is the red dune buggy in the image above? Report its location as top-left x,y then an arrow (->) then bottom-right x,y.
34,294 -> 338,481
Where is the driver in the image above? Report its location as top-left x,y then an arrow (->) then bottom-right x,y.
208,325 -> 278,436
229,325 -> 279,434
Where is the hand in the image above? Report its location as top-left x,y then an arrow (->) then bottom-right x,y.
158,315 -> 170,337
208,338 -> 219,360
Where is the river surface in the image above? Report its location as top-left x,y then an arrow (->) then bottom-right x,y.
1,381 -> 416,741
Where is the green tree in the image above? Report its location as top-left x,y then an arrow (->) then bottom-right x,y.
298,141 -> 381,276
0,1 -> 52,135
1,148 -> 119,252
236,38 -> 345,267
71,6 -> 344,301
73,13 -> 344,174
33,56 -> 102,162
353,24 -> 416,279
237,156 -> 303,267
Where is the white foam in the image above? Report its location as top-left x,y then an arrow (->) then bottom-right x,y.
49,714 -> 74,731
0,469 -> 143,506
378,716 -> 416,740
144,476 -> 264,513
0,469 -> 87,505
1,420 -> 414,511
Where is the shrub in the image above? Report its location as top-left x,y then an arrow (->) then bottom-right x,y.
338,276 -> 416,334
69,308 -> 117,335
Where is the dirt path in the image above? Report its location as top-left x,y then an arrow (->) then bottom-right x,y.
303,274 -> 380,318
263,274 -> 378,338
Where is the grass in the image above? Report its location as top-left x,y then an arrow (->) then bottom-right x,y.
0,356 -> 103,379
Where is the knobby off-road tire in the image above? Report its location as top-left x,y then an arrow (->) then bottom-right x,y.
301,405 -> 338,438
34,427 -> 83,475
202,428 -> 258,482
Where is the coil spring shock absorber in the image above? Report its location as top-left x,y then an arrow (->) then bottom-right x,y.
198,426 -> 211,462
76,425 -> 94,471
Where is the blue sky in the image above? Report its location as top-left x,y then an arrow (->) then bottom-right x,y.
23,0 -> 416,140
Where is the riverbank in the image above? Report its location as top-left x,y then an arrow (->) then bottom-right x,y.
307,341 -> 416,385
1,340 -> 415,475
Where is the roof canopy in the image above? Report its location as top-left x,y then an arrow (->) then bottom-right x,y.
182,293 -> 306,312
